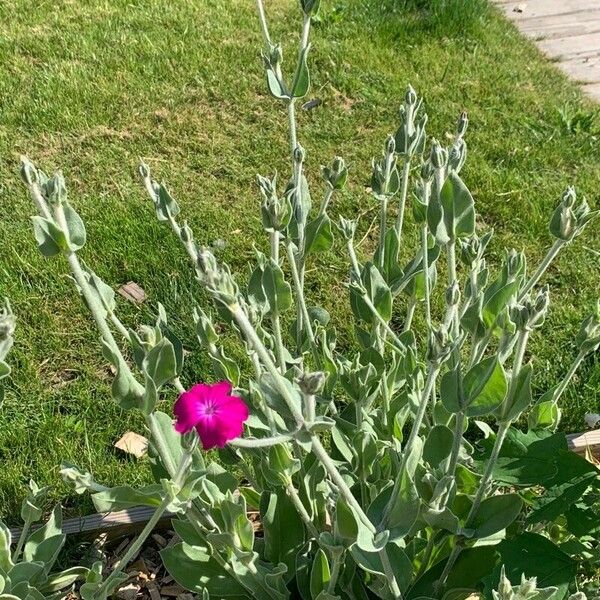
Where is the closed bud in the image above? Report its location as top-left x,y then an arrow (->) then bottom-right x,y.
293,144 -> 306,165
430,140 -> 447,170
562,186 -> 576,208
505,249 -> 525,279
298,371 -> 326,395
420,159 -> 434,182
45,171 -> 67,205
576,300 -> 600,354
445,282 -> 460,307
300,0 -> 320,16
405,84 -> 418,106
338,216 -> 357,241
457,110 -> 468,138
426,325 -> 452,364
193,307 -> 219,345
509,302 -> 530,331
138,324 -> 158,348
322,156 -> 348,190
138,160 -> 150,180
180,221 -> 194,243
20,156 -> 38,186
385,134 -> 396,155
197,247 -> 219,277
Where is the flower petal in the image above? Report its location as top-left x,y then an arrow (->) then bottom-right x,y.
196,420 -> 229,449
173,384 -> 211,433
219,395 -> 250,423
210,380 -> 233,399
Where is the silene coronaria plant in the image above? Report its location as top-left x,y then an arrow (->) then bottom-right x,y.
4,0 -> 599,599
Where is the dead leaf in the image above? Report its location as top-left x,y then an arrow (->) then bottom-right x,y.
513,3 -> 527,12
115,432 -> 148,459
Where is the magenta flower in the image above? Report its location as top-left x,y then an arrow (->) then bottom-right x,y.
173,381 -> 249,449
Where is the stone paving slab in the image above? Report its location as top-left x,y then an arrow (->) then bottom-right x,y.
495,0 -> 600,100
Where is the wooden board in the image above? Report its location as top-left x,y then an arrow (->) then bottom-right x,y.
497,0 -> 600,20
518,14 -> 600,40
538,32 -> 600,59
494,0 -> 600,96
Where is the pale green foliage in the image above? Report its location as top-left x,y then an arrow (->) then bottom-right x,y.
0,481 -> 89,599
13,0 -> 600,599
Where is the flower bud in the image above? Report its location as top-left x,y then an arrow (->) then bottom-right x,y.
338,216 -> 357,241
426,325 -> 452,365
138,160 -> 151,180
509,302 -> 530,331
576,300 -> 600,354
420,159 -> 434,182
138,325 -> 158,349
385,134 -> 396,155
300,0 -> 320,16
322,156 -> 348,190
180,221 -> 194,244
505,249 -> 525,279
445,282 -> 460,307
197,247 -> 219,277
293,144 -> 306,165
0,299 -> 16,342
457,110 -> 468,138
20,156 -> 38,186
45,171 -> 67,205
562,186 -> 576,208
430,140 -> 448,170
298,371 -> 326,395
405,84 -> 418,106
193,307 -> 219,346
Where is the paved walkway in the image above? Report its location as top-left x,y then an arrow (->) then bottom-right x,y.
495,0 -> 600,100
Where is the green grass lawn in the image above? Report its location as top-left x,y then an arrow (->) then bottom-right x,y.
0,0 -> 598,520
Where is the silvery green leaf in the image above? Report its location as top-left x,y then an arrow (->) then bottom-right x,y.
310,548 -> 330,599
0,522 -> 13,573
101,339 -> 145,411
92,484 -> 163,512
291,44 -> 311,99
62,202 -> 86,250
143,336 -> 177,389
305,214 -> 334,255
470,493 -> 523,539
349,263 -> 392,324
154,183 -> 180,221
24,506 -> 65,575
263,49 -> 289,100
350,541 -> 412,589
31,216 -> 67,257
464,357 -> 507,417
423,425 -> 454,466
60,462 -> 104,495
260,489 -> 306,580
500,363 -> 533,422
7,561 -> 45,588
262,259 -> 292,315
85,269 -> 115,316
260,372 -> 302,425
528,400 -> 561,431
368,474 -> 420,541
39,567 -> 89,594
155,303 -> 184,376
21,480 -> 49,524
210,345 -> 241,386
373,227 -> 403,285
